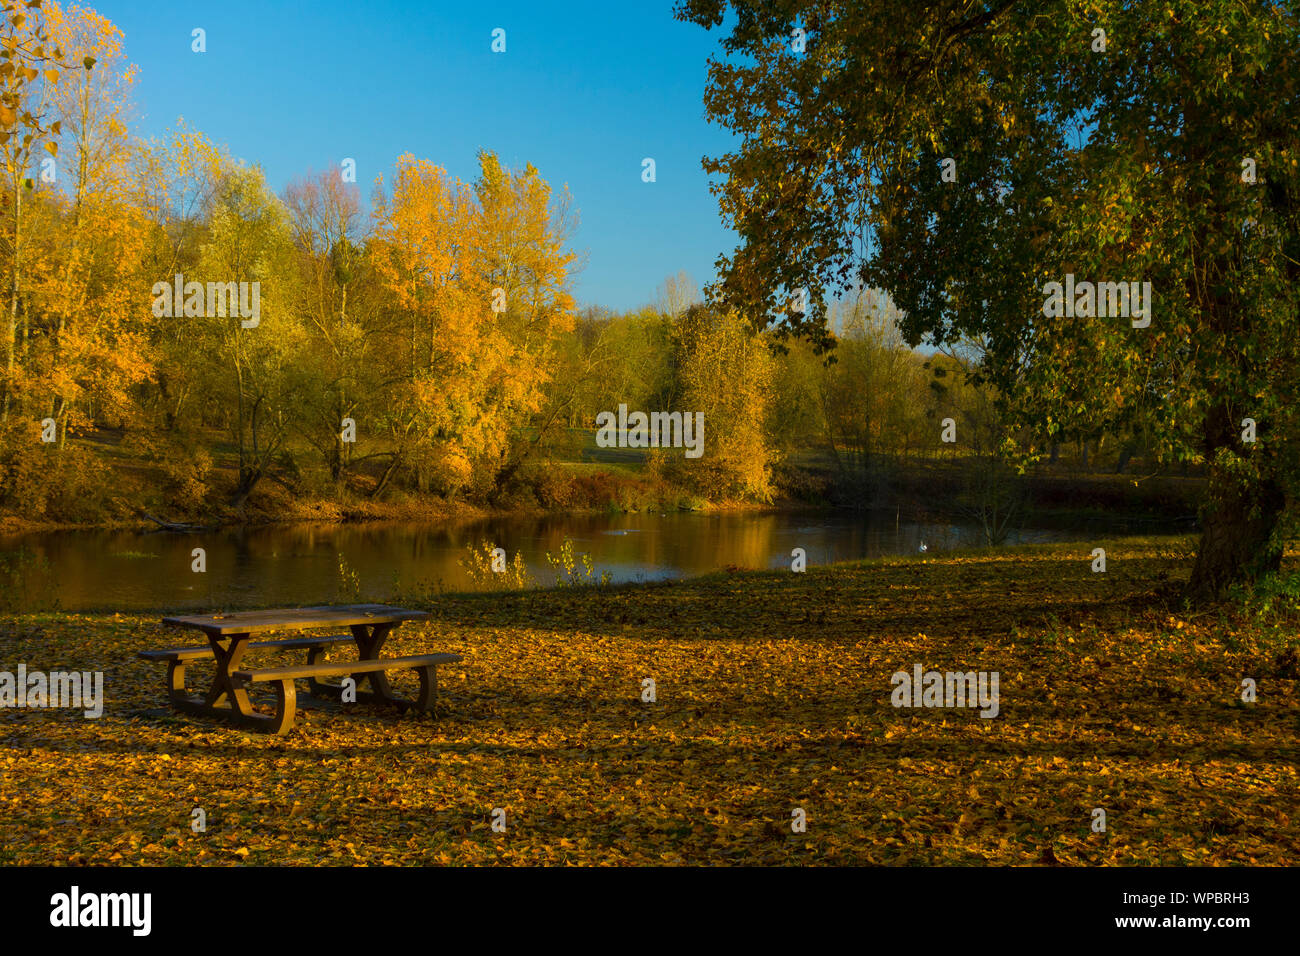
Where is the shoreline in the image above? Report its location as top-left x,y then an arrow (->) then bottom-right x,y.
0,496 -> 801,537
0,459 -> 1206,536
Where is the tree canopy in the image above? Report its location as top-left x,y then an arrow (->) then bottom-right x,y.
677,0 -> 1300,600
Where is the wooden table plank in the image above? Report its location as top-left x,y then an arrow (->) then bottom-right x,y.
160,604 -> 429,636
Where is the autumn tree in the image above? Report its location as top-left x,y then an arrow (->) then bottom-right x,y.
470,151 -> 577,492
671,304 -> 776,500
654,269 -> 702,318
534,305 -> 624,462
369,151 -> 576,498
818,289 -> 929,487
0,2 -> 147,521
368,155 -> 488,495
678,0 -> 1300,601
27,3 -> 149,445
283,168 -> 371,483
601,306 -> 677,415
188,161 -> 299,504
0,0 -> 90,422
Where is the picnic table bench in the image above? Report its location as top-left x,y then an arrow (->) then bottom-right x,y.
138,604 -> 461,735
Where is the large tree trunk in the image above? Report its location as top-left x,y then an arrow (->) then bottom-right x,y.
1187,463 -> 1285,603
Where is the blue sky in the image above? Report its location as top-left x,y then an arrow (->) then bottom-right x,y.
94,0 -> 740,311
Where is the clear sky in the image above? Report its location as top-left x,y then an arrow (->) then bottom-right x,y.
93,0 -> 740,312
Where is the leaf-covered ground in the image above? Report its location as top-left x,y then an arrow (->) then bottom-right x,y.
1,538 -> 1296,865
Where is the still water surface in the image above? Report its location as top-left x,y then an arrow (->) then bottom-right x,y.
0,509 -> 1188,612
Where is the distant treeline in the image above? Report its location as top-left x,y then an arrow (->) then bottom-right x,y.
0,5 -> 1186,527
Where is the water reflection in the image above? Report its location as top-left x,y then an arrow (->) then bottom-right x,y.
0,510 -> 1186,612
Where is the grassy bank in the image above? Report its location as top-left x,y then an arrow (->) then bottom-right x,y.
0,426 -> 1204,532
2,538 -> 1296,865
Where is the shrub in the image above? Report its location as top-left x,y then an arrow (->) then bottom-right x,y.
0,422 -> 115,522
544,537 -> 610,587
460,539 -> 533,590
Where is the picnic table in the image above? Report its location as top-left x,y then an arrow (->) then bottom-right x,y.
138,604 -> 461,735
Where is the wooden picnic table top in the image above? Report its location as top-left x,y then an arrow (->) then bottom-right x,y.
160,604 -> 430,637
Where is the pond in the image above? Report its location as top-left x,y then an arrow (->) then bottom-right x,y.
0,509 -> 1193,612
